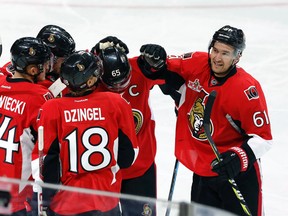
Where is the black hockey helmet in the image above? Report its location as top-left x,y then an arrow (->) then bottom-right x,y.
37,24 -> 75,57
10,37 -> 51,73
99,46 -> 131,92
209,25 -> 246,55
60,50 -> 103,92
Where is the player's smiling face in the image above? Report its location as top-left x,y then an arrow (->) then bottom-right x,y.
209,41 -> 238,77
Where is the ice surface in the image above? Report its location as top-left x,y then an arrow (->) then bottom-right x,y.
0,1 -> 287,215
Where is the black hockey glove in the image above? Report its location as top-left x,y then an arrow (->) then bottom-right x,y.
26,192 -> 53,216
91,36 -> 129,55
211,147 -> 249,180
137,44 -> 167,80
139,44 -> 167,70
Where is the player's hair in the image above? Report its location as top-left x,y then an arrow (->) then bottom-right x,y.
10,37 -> 51,73
99,46 -> 131,92
60,50 -> 103,92
209,25 -> 246,56
37,24 -> 75,57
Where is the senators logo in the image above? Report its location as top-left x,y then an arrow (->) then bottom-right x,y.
244,86 -> 259,100
141,204 -> 152,216
48,34 -> 55,43
132,109 -> 143,134
187,90 -> 213,140
43,92 -> 54,101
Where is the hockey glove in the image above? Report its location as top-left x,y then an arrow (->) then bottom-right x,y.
26,192 -> 52,216
139,44 -> 167,70
91,36 -> 129,55
211,147 -> 249,180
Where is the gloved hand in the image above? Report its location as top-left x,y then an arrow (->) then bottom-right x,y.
211,147 -> 249,180
91,36 -> 129,55
25,193 -> 52,216
139,44 -> 167,70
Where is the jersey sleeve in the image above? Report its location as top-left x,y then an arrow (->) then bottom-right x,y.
31,99 -> 59,193
130,56 -> 165,86
166,52 -> 208,81
0,62 -> 14,77
28,88 -> 54,132
228,77 -> 273,160
114,95 -> 139,166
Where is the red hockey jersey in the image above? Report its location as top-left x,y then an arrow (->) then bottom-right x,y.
97,56 -> 164,179
32,90 -> 138,214
166,52 -> 273,176
0,62 -> 14,77
0,76 -> 53,212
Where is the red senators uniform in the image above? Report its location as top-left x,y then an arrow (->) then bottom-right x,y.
166,52 -> 273,176
97,56 -> 164,179
0,76 -> 53,212
0,62 -> 14,77
32,90 -> 138,215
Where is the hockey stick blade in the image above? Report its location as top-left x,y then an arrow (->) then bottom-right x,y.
203,90 -> 252,216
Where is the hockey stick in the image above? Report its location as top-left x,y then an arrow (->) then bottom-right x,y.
38,126 -> 44,216
0,36 -> 2,57
165,159 -> 179,216
203,90 -> 252,216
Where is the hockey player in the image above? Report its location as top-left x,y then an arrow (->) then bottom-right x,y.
91,38 -> 164,216
36,25 -> 75,84
31,50 -> 138,216
0,37 -> 53,215
36,24 -> 75,96
138,25 -> 273,216
0,25 -> 75,83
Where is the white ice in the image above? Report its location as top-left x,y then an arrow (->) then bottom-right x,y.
0,0 -> 287,215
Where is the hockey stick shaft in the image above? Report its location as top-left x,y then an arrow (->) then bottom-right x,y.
0,36 -> 2,57
38,126 -> 44,216
203,90 -> 252,216
165,159 -> 179,216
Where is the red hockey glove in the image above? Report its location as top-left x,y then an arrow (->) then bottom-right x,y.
211,147 -> 249,180
91,36 -> 129,55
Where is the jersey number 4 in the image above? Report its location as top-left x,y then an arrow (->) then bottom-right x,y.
0,116 -> 19,164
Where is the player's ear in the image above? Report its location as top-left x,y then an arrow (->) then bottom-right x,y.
26,65 -> 40,76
